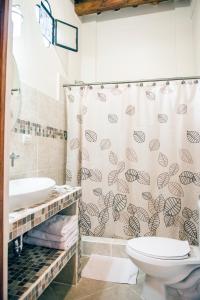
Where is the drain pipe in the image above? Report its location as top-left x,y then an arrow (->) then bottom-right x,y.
13,235 -> 23,257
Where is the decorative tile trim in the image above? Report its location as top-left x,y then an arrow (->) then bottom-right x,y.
8,243 -> 77,300
14,119 -> 67,140
9,186 -> 82,242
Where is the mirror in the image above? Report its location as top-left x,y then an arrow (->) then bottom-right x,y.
10,54 -> 21,130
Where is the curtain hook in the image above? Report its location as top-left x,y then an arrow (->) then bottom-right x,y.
152,82 -> 156,86
115,84 -> 118,89
101,84 -> 104,89
194,80 -> 198,84
181,80 -> 186,84
166,81 -> 170,85
89,85 -> 93,90
140,82 -> 143,87
128,83 -> 131,88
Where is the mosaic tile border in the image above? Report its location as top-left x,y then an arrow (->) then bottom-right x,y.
14,119 -> 67,140
8,243 -> 77,300
9,186 -> 82,242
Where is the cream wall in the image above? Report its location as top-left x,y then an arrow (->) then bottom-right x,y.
80,0 -> 195,82
10,83 -> 67,184
191,0 -> 200,75
10,0 -> 82,182
13,0 -> 82,99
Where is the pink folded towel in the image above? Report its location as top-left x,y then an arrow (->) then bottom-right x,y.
24,234 -> 78,250
34,215 -> 78,236
27,228 -> 78,242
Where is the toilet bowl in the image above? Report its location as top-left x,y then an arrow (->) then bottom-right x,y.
126,237 -> 200,300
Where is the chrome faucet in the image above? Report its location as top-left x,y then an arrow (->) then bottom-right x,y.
9,152 -> 20,167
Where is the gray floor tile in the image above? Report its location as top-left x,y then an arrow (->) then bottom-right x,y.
39,284 -> 63,300
80,283 -> 142,300
39,256 -> 144,300
40,277 -> 143,300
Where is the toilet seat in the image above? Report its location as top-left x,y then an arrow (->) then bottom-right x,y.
127,237 -> 191,260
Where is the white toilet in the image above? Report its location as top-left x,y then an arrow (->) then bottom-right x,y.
126,236 -> 200,300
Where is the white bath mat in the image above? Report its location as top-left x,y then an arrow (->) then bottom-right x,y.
82,254 -> 138,284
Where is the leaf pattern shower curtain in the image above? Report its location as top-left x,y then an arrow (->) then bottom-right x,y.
65,81 -> 200,245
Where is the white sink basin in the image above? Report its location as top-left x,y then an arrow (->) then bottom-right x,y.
9,177 -> 56,212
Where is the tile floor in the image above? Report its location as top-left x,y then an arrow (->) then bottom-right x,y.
39,256 -> 144,300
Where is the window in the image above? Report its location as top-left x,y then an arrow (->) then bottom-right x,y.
55,19 -> 78,52
36,0 -> 54,47
36,1 -> 78,51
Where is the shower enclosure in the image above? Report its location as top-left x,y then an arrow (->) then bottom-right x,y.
65,78 -> 200,247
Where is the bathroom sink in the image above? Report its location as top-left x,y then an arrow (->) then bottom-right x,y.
9,177 -> 56,212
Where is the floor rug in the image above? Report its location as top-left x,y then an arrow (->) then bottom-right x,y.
82,254 -> 138,284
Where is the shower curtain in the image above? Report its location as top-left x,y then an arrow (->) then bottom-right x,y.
65,81 -> 200,245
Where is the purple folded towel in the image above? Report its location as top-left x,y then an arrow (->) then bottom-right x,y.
33,214 -> 78,236
27,228 -> 78,242
24,234 -> 78,250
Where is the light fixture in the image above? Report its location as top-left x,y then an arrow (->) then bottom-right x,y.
12,5 -> 23,38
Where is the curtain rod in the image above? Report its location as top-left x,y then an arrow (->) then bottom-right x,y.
63,76 -> 200,87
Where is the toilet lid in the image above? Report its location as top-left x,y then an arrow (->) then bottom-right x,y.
127,237 -> 190,259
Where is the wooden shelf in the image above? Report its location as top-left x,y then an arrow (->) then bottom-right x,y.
8,242 -> 77,300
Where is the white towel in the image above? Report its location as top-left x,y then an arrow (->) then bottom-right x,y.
27,228 -> 78,242
34,215 -> 78,236
24,234 -> 78,250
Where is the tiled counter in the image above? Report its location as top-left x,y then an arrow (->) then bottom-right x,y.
8,185 -> 82,300
9,186 -> 81,242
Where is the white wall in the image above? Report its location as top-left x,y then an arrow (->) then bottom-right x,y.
191,0 -> 200,75
12,0 -> 197,92
13,0 -> 82,99
81,0 -> 195,82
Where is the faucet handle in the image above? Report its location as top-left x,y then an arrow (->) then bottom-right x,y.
9,152 -> 20,159
9,152 -> 20,167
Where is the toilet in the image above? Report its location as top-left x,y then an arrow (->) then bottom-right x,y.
126,236 -> 200,300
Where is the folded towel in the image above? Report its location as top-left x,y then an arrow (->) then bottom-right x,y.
24,234 -> 78,250
27,228 -> 78,242
34,215 -> 78,236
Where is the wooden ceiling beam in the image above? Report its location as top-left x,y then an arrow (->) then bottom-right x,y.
75,0 -> 168,16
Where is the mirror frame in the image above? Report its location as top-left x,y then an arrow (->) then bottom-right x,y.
0,0 -> 9,298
